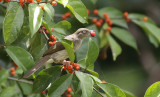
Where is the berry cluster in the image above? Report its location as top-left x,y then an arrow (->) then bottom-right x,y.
62,61 -> 80,74
62,12 -> 71,20
123,12 -> 130,22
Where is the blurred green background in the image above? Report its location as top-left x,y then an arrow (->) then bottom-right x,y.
1,0 -> 160,97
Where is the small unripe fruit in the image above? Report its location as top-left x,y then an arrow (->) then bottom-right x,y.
66,94 -> 72,97
67,88 -> 73,93
67,65 -> 73,70
92,18 -> 97,23
40,5 -> 44,10
64,12 -> 71,17
62,16 -> 66,20
123,12 -> 128,18
36,0 -> 40,2
96,22 -> 101,27
143,17 -> 148,22
90,31 -> 96,37
93,9 -> 98,15
45,30 -> 49,34
52,1 -> 57,6
10,67 -> 15,72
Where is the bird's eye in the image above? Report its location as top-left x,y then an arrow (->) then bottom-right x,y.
82,30 -> 86,34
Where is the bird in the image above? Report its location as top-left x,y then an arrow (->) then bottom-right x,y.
23,28 -> 95,78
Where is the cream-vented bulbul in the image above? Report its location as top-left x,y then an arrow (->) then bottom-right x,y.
23,28 -> 95,78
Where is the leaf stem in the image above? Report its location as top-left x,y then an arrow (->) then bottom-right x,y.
8,77 -> 33,84
93,87 -> 105,97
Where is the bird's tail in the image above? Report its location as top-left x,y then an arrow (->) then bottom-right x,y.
23,55 -> 51,78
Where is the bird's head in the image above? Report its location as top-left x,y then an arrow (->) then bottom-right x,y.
74,28 -> 95,39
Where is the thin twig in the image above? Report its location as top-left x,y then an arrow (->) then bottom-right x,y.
8,77 -> 33,84
93,87 -> 105,97
42,30 -> 49,41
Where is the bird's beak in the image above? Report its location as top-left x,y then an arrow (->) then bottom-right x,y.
89,30 -> 96,37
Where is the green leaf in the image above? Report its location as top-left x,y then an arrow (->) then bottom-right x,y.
40,3 -> 54,21
29,3 -> 43,37
0,69 -> 9,85
57,0 -> 69,7
33,66 -> 62,93
87,69 -> 99,78
3,2 -> 24,44
65,0 -> 88,23
90,0 -> 97,4
107,34 -> 122,61
18,82 -> 32,95
85,38 -> 99,69
61,40 -> 75,63
5,46 -> 34,73
98,7 -> 128,28
48,74 -> 73,97
0,87 -> 17,97
123,90 -> 136,97
98,83 -> 126,97
111,27 -> 137,50
89,74 -> 101,84
75,71 -> 94,97
144,81 -> 160,97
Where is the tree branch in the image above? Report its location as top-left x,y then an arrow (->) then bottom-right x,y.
8,77 -> 33,84
93,87 -> 105,97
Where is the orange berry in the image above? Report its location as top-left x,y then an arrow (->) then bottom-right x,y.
50,35 -> 57,41
11,71 -> 15,76
13,62 -> 18,69
62,16 -> 66,20
68,70 -> 74,74
99,19 -> 103,24
67,87 -> 73,93
36,0 -> 40,2
126,18 -> 130,22
93,9 -> 98,15
10,67 -> 15,72
105,18 -> 110,23
108,21 -> 113,26
66,94 -> 72,97
64,12 -> 71,17
42,26 -> 46,30
143,17 -> 148,22
75,66 -> 80,71
51,28 -> 53,32
39,30 -> 43,33
48,41 -> 56,46
52,1 -> 57,6
92,18 -> 97,23
71,63 -> 76,67
96,22 -> 101,27
101,80 -> 107,83
123,12 -> 128,18
20,0 -> 24,3
107,27 -> 112,32
27,0 -> 33,3
87,9 -> 90,15
67,65 -> 73,70
24,0 -> 27,2
103,13 -> 109,19
45,30 -> 49,34
40,5 -> 44,10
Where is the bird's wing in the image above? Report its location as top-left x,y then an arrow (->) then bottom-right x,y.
42,42 -> 65,57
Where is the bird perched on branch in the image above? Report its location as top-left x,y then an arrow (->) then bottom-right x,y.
23,28 -> 95,78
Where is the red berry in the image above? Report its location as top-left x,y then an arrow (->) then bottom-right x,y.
27,0 -> 33,3
66,94 -> 72,97
75,65 -> 80,70
41,90 -> 47,94
107,27 -> 112,32
67,65 -> 73,70
68,70 -> 74,74
39,29 -> 43,33
50,35 -> 57,41
96,22 -> 101,27
143,17 -> 148,22
48,41 -> 56,46
10,67 -> 15,72
36,0 -> 40,2
40,5 -> 44,10
101,80 -> 107,83
42,26 -> 46,30
62,16 -> 66,20
90,31 -> 95,37
13,62 -> 18,69
71,63 -> 76,67
51,28 -> 53,32
45,30 -> 49,34
92,18 -> 97,23
87,9 -> 90,15
126,18 -> 130,22
93,9 -> 98,15
67,88 -> 73,93
11,71 -> 15,76
108,21 -> 113,26
5,0 -> 10,2
99,19 -> 103,24
123,12 -> 128,18
62,66 -> 66,71
52,1 -> 57,6
103,13 -> 109,19
64,12 -> 71,17
20,0 -> 24,3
